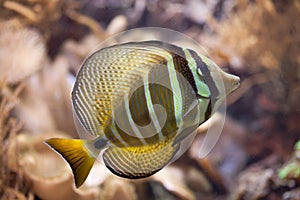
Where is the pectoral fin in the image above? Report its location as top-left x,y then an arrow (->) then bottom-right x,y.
102,141 -> 179,179
172,125 -> 198,146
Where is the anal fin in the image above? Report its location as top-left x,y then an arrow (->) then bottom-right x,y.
102,140 -> 179,179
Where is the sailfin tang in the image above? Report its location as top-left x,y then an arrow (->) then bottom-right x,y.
45,138 -> 97,188
102,140 -> 179,178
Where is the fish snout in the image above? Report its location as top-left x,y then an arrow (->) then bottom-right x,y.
231,75 -> 240,92
221,71 -> 240,95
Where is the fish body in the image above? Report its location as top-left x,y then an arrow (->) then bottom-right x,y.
46,41 -> 240,187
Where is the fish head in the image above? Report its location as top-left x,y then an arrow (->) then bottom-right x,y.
195,55 -> 240,98
209,65 -> 240,97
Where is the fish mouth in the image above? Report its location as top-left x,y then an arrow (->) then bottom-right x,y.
231,75 -> 240,92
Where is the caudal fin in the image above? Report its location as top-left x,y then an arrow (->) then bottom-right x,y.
45,138 -> 97,188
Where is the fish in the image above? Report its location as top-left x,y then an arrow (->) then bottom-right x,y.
45,40 -> 240,188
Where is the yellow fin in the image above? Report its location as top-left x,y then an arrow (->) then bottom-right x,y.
45,138 -> 96,188
103,140 -> 179,179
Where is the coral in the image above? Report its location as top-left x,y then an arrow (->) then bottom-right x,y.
0,81 -> 26,199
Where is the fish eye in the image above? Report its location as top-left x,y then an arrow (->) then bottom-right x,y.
196,67 -> 204,80
196,93 -> 210,100
196,66 -> 201,75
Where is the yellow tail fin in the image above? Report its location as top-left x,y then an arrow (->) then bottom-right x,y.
45,138 -> 96,188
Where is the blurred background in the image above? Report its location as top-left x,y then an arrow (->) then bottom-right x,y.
0,0 -> 300,199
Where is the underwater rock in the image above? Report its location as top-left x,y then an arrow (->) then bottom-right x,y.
14,55 -> 76,136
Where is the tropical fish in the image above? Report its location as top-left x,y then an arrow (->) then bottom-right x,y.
45,41 -> 240,188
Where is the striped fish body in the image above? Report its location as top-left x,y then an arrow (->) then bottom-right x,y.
46,41 -> 240,187
73,41 -> 206,146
